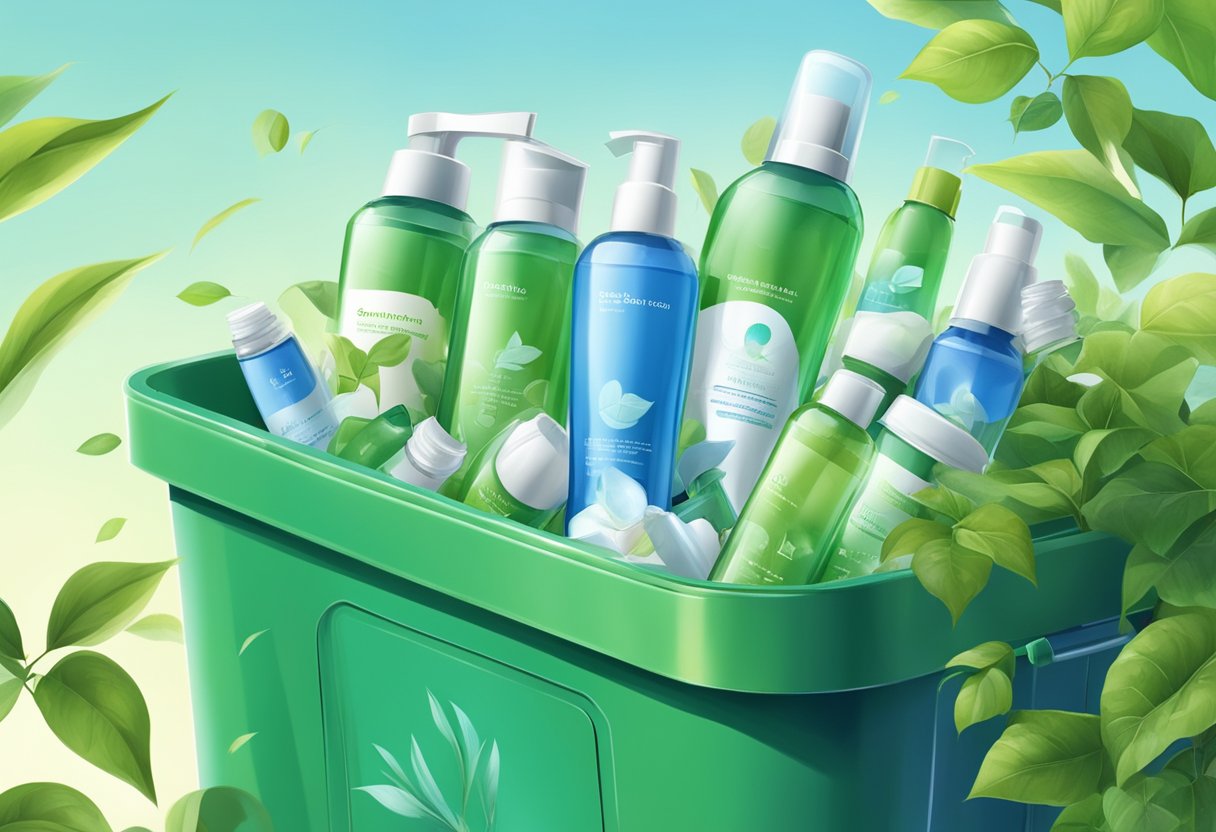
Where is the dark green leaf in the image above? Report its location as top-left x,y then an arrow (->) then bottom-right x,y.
1122,544 -> 1165,616
971,710 -> 1112,805
1062,75 -> 1138,197
1103,776 -> 1186,831
1140,273 -> 1216,363
0,782 -> 113,832
1123,108 -> 1216,200
866,0 -> 1016,28
125,613 -> 183,644
882,517 -> 951,561
0,65 -> 68,129
251,109 -> 289,155
94,517 -> 126,543
1103,243 -> 1165,293
1011,91 -> 1063,134
954,503 -> 1037,585
165,786 -> 274,832
0,598 -> 23,661
1063,0 -> 1164,60
1065,253 -> 1102,317
366,333 -> 412,367
956,667 -> 1014,732
912,537 -> 993,624
1021,354 -> 1086,408
689,168 -> 718,214
0,660 -> 21,725
75,433 -> 122,456
740,116 -> 776,166
1177,208 -> 1216,256
1148,0 -> 1216,100
46,560 -> 176,650
191,198 -> 259,251
1084,462 -> 1215,553
900,20 -> 1039,103
34,651 -> 156,802
1146,517 -> 1216,609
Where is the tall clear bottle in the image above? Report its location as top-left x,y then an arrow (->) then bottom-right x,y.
685,51 -> 873,511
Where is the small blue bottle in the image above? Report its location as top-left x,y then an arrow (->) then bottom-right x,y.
914,207 -> 1043,455
567,131 -> 699,523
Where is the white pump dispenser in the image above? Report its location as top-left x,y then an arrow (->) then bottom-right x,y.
493,140 -> 588,235
605,131 -> 681,237
381,112 -> 538,210
952,206 -> 1044,335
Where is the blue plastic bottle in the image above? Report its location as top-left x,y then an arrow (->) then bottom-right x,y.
567,132 -> 699,522
914,207 -> 1043,454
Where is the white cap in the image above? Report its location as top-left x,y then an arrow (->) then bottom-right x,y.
1021,280 -> 1079,354
493,140 -> 587,235
494,414 -> 570,511
381,112 -> 537,210
952,205 -> 1044,334
818,369 -> 886,430
767,51 -> 872,182
880,395 -> 989,473
405,417 -> 467,479
228,302 -> 289,358
842,311 -> 934,383
606,131 -> 680,237
642,507 -> 720,580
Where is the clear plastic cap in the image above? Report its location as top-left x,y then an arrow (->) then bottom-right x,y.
767,51 -> 873,183
606,130 -> 681,237
923,136 -> 974,174
494,140 -> 588,236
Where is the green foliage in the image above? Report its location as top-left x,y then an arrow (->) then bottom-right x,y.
125,613 -> 184,644
689,167 -> 718,214
740,116 -> 775,166
948,641 -> 1017,732
75,432 -> 122,456
191,198 -> 260,250
1064,253 -> 1101,319
0,65 -> 68,129
866,0 -> 1015,29
1062,0 -> 1164,60
1010,91 -> 1063,135
0,781 -> 113,831
325,332 -> 412,403
1140,274 -> 1216,363
1177,208 -> 1216,256
1061,75 -> 1138,197
0,599 -> 23,661
46,560 -> 176,650
175,281 -> 232,307
1121,109 -> 1216,203
165,786 -> 274,832
251,108 -> 289,155
1072,330 -> 1196,433
284,279 -> 338,320
900,20 -> 1039,103
970,710 -> 1113,805
1147,0 -> 1216,100
879,90 -> 901,104
94,517 -> 127,543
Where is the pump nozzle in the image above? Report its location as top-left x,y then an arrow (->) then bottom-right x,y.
952,205 -> 1045,335
494,140 -> 587,235
605,130 -> 681,237
908,135 -> 974,218
382,111 -> 538,210
768,51 -> 872,182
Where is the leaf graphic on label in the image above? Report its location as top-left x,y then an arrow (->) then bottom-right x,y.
891,265 -> 925,293
494,332 -> 542,371
598,380 -> 654,429
507,331 -> 522,350
938,388 -> 989,431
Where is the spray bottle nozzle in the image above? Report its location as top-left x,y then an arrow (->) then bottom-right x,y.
907,135 -> 974,217
406,112 -> 538,157
605,130 -> 682,237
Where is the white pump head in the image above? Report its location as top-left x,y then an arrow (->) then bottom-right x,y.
606,130 -> 681,237
952,205 -> 1045,335
493,140 -> 588,236
767,50 -> 872,182
381,112 -> 537,210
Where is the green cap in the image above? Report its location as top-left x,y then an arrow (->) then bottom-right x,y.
674,469 -> 737,534
337,405 -> 414,469
905,136 -> 973,219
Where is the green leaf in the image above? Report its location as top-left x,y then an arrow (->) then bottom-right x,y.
126,613 -> 183,644
1176,209 -> 1216,257
1122,543 -> 1166,616
427,691 -> 466,800
1122,108 -> 1216,201
0,782 -> 113,832
366,333 -> 411,367
33,651 -> 156,802
1062,75 -> 1138,197
165,786 -> 274,832
866,0 -> 1016,28
956,667 -> 1014,732
882,517 -> 951,561
689,168 -> 718,214
912,537 -> 993,624
175,281 -> 231,307
251,109 -> 289,155
0,660 -> 21,725
1029,0 -> 1063,8
0,254 -> 167,428
1011,91 -> 1064,135
46,560 -> 176,650
278,281 -> 334,369
1074,427 -> 1159,498
0,598 -> 24,661
1101,614 -> 1216,784
1103,243 -> 1165,292
283,279 -> 338,320
1073,330 -> 1197,433
0,65 -> 68,129
94,517 -> 127,543
1064,0 -> 1165,60
948,640 -> 1016,675
0,94 -> 169,223
900,20 -> 1039,104
954,503 -> 1037,585
968,151 -> 1169,251
1064,253 -> 1101,317
1148,0 -> 1216,100
297,129 -> 319,154
971,710 -> 1112,805
1140,274 -> 1216,363
1084,462 -> 1216,553
76,432 -> 122,456
740,116 -> 776,166
1193,398 -> 1216,426
191,198 -> 259,251
936,461 -> 1081,524
1134,516 -> 1216,609
325,333 -> 379,398
238,629 -> 267,656
879,90 -> 901,104
1142,424 -> 1216,485
1103,776 -> 1186,831
228,732 -> 256,754
1051,794 -> 1108,831
911,484 -> 976,522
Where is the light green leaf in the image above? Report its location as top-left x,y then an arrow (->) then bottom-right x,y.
1123,108 -> 1216,201
483,740 -> 500,828
427,691 -> 465,797
1062,75 -> 1138,197
355,784 -> 432,820
900,20 -> 1039,103
367,333 -> 411,367
1101,614 -> 1216,784
325,333 -> 379,398
740,116 -> 776,166
165,787 -> 273,832
251,109 -> 289,155
46,560 -> 176,650
94,517 -> 127,543
1064,253 -> 1101,317
1176,209 -> 1216,257
971,710 -> 1112,805
911,484 -> 976,522
1140,424 -> 1216,484
76,433 -> 122,456
126,613 -> 183,644
0,598 -> 24,661
1103,776 -> 1185,832
0,254 -> 166,428
34,651 -> 156,802
1193,398 -> 1216,426
866,0 -> 1015,29
1148,0 -> 1216,100
0,64 -> 68,129
948,640 -> 1016,675
881,517 -> 951,561
1140,273 -> 1216,363
1103,243 -> 1165,293
598,379 -> 653,429
1064,0 -> 1165,59
1073,330 -> 1196,433
689,168 -> 718,214
278,281 -> 334,369
968,151 -> 1169,251
1011,91 -> 1064,134
956,667 -> 1014,732
175,281 -> 231,307
1074,427 -> 1159,498
0,782 -> 113,832
954,503 -> 1037,585
936,462 -> 1081,524
912,537 -> 993,624
238,629 -> 267,656
297,129 -> 319,154
1051,793 -> 1108,831
228,732 -> 256,754
880,90 -> 901,105
191,198 -> 259,251
410,736 -> 459,828
283,279 -> 338,320
1122,543 -> 1166,616
0,94 -> 169,223
1084,462 -> 1216,553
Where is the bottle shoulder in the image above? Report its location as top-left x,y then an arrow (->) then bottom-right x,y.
350,195 -> 478,241
470,222 -> 581,260
937,324 -> 1023,361
720,163 -> 863,222
577,231 -> 697,276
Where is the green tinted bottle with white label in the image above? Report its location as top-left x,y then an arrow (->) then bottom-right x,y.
709,370 -> 884,586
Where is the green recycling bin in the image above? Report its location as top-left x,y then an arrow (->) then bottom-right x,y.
126,352 -> 1134,832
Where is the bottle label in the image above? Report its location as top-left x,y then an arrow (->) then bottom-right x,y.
684,300 -> 799,511
338,288 -> 447,420
239,338 -> 337,449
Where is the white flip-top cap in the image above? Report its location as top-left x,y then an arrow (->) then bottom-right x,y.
381,112 -> 537,211
606,130 -> 680,237
494,414 -> 570,511
494,140 -> 588,235
818,369 -> 886,430
880,395 -> 989,473
952,205 -> 1044,335
406,417 -> 467,478
767,51 -> 872,183
843,311 -> 934,383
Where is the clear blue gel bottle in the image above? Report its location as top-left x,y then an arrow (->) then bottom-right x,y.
567,131 -> 699,523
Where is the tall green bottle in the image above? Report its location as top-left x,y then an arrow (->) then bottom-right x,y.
685,51 -> 872,512
438,140 -> 587,483
335,112 -> 536,423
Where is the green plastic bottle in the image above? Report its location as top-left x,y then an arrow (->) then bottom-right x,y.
438,140 -> 586,474
709,370 -> 884,586
335,112 -> 537,423
685,51 -> 873,511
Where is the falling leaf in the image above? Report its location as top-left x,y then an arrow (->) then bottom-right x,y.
192,198 -> 260,250
126,613 -> 183,643
76,432 -> 121,456
95,517 -> 127,543
689,168 -> 719,214
880,90 -> 901,105
228,732 -> 257,754
176,281 -> 232,307
297,129 -> 319,153
252,109 -> 290,155
0,64 -> 68,129
239,629 -> 268,656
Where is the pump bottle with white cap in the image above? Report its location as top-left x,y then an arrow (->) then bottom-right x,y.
437,139 -> 586,481
335,112 -> 536,424
913,205 -> 1044,454
566,131 -> 699,526
685,50 -> 874,512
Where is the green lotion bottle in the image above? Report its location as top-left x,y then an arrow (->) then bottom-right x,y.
709,370 -> 884,586
686,51 -> 873,512
335,112 -> 537,423
438,139 -> 586,475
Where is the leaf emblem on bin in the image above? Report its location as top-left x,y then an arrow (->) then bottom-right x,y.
493,331 -> 542,372
598,380 -> 653,430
